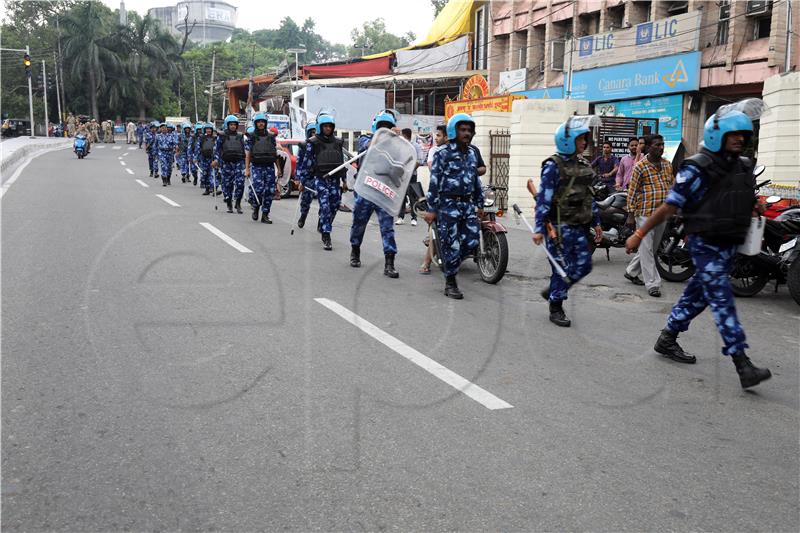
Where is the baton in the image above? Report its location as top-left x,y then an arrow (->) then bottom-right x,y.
512,204 -> 570,281
323,151 -> 366,178
289,184 -> 317,236
246,175 -> 260,206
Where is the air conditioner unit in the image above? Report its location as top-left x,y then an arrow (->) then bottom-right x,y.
746,1 -> 772,16
551,41 -> 565,71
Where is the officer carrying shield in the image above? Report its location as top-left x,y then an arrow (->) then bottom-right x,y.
296,113 -> 347,251
212,115 -> 247,214
424,113 -> 484,299
348,111 -> 399,278
625,98 -> 771,389
245,113 -> 279,224
533,115 -> 603,327
296,121 -> 317,229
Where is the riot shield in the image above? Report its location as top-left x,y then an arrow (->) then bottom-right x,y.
353,128 -> 417,216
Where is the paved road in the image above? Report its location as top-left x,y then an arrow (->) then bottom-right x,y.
2,144 -> 798,531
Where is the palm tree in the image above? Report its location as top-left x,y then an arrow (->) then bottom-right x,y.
61,2 -> 121,119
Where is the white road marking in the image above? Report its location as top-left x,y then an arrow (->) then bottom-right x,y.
123,152 -> 129,156
125,168 -> 134,174
199,222 -> 253,253
95,146 -> 105,149
117,156 -> 123,160
119,160 -> 126,166
135,179 -> 149,188
112,146 -> 121,150
155,194 -> 180,207
314,298 -> 513,411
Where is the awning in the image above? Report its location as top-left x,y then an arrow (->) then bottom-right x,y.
301,56 -> 392,79
272,70 -> 486,90
395,35 -> 470,74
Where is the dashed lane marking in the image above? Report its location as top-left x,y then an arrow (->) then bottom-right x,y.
135,179 -> 149,188
155,194 -> 180,207
199,222 -> 253,253
125,168 -> 134,175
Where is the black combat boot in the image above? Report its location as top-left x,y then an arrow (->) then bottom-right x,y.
350,246 -> 361,267
162,176 -> 167,187
251,203 -> 260,221
226,198 -> 233,213
444,275 -> 463,299
322,232 -> 332,251
654,328 -> 696,363
261,212 -> 271,224
154,173 -> 159,180
540,287 -> 550,301
149,171 -> 153,177
166,176 -> 171,186
235,199 -> 243,214
384,253 -> 399,278
202,189 -> 211,196
181,175 -> 186,183
548,301 -> 571,327
297,212 -> 307,228
732,353 -> 771,389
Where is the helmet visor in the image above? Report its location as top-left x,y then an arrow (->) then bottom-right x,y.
716,98 -> 769,122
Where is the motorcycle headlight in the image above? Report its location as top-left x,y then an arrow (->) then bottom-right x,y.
484,198 -> 495,207
484,187 -> 495,207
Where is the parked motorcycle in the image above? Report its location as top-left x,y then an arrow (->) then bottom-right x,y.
73,134 -> 88,159
414,184 -> 509,284
590,181 -> 632,259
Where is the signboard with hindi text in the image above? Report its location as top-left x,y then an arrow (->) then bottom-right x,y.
444,95 -> 526,120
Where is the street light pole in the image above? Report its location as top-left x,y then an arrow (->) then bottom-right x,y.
42,59 -> 49,136
26,45 -> 35,138
207,49 -> 216,122
54,52 -> 63,131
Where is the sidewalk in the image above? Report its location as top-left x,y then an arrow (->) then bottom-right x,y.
0,136 -> 71,182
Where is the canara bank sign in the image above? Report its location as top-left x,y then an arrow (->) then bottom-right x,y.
570,52 -> 699,102
569,11 -> 701,71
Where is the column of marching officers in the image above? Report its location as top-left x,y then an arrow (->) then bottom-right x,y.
142,98 -> 773,391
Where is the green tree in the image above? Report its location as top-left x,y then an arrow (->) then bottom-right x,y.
349,18 -> 415,56
431,0 -> 448,17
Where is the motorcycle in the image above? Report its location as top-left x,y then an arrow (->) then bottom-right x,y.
414,184 -> 509,284
73,134 -> 88,159
590,181 -> 632,259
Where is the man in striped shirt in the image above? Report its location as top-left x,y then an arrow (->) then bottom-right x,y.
624,134 -> 673,297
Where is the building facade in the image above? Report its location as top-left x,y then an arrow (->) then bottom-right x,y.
147,0 -> 237,45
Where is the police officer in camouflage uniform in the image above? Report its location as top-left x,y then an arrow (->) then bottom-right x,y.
177,123 -> 193,183
625,98 -> 771,389
196,123 -> 216,195
348,111 -> 399,278
189,122 -> 203,185
533,115 -> 604,326
296,122 -> 317,229
156,123 -> 178,186
145,122 -> 159,178
296,114 -> 347,251
424,113 -> 484,299
212,115 -> 246,214
245,113 -> 279,224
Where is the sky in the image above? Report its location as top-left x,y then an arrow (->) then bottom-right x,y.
102,0 -> 436,45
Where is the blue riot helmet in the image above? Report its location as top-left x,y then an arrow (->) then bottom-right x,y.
446,112 -> 475,141
182,122 -> 192,132
223,114 -> 239,131
371,109 -> 397,132
203,122 -> 215,135
252,112 -> 268,130
149,121 -> 158,129
703,98 -> 767,152
317,113 -> 335,129
305,121 -> 317,138
246,126 -> 255,135
166,123 -> 175,130
554,115 -> 602,155
194,122 -> 203,132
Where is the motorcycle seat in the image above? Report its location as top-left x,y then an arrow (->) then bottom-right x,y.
597,195 -> 616,208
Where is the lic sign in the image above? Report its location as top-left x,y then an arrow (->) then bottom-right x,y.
579,34 -> 614,57
636,18 -> 679,45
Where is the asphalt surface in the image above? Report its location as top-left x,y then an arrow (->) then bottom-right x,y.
2,142 -> 799,532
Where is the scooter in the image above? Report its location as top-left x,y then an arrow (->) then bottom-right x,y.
73,134 -> 88,159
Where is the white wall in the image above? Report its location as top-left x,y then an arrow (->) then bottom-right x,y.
758,72 -> 800,187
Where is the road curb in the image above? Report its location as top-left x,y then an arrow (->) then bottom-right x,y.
1,139 -> 72,176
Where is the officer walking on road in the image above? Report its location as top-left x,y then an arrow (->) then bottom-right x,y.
625,98 -> 771,389
296,122 -> 317,229
212,115 -> 246,214
177,123 -> 193,183
245,113 -> 279,224
196,123 -> 216,195
532,115 -> 604,326
348,111 -> 399,278
145,122 -> 159,179
296,113 -> 347,251
423,113 -> 484,299
157,123 -> 178,186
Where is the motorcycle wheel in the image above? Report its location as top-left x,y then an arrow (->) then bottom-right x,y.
729,255 -> 769,297
281,182 -> 293,198
477,230 -> 508,284
786,260 -> 800,306
656,232 -> 695,282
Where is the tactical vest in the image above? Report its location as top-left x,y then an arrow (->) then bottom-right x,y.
681,149 -> 755,245
250,131 -> 278,165
221,133 -> 244,162
178,134 -> 190,153
200,136 -> 215,158
546,154 -> 596,225
311,135 -> 344,177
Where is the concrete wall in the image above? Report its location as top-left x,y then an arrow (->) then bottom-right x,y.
758,72 -> 800,186
508,99 -> 589,211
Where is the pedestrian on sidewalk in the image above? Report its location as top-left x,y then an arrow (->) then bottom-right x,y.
625,98 -> 771,389
624,134 -> 673,297
615,137 -> 639,191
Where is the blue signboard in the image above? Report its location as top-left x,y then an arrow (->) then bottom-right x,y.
570,51 -> 700,102
512,86 -> 564,100
595,95 -> 684,144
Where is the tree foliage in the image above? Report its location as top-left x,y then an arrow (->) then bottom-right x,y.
349,18 -> 415,57
431,0 -> 448,17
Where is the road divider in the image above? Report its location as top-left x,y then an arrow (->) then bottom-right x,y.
199,222 -> 253,253
155,194 -> 180,207
314,298 -> 513,411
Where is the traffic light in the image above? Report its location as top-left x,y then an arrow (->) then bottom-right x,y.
23,54 -> 31,77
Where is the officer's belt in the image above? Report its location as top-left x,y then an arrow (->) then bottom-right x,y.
442,193 -> 472,202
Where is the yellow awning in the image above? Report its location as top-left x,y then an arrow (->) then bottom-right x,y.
361,0 -> 476,60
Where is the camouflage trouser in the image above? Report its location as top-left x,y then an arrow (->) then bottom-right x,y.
349,193 -> 397,255
299,177 -> 315,218
436,198 -> 479,277
176,151 -> 190,176
220,160 -> 245,201
158,151 -> 174,178
315,177 -> 342,234
147,151 -> 157,175
247,165 -> 276,214
666,236 -> 747,356
545,224 -> 593,302
197,158 -> 213,191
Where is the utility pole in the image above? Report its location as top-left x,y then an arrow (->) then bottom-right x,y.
54,52 -> 63,130
786,0 -> 793,73
26,46 -> 35,137
206,49 -> 216,122
56,14 -> 66,114
565,1 -> 576,100
42,59 -> 49,136
192,62 -> 199,122
247,42 -> 255,122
